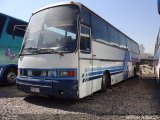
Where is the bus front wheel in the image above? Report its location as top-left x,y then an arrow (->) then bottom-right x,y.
3,68 -> 17,85
134,68 -> 137,78
101,72 -> 111,92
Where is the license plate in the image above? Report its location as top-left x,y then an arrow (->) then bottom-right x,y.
30,87 -> 40,93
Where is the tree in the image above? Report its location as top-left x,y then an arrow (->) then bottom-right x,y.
139,44 -> 145,58
139,44 -> 153,59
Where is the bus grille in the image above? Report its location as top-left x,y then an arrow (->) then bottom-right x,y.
32,70 -> 42,76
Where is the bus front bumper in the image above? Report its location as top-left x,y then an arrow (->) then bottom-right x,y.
16,77 -> 78,99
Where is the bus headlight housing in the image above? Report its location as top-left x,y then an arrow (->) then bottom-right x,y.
48,70 -> 57,77
59,70 -> 75,77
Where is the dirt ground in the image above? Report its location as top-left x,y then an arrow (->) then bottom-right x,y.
0,65 -> 160,120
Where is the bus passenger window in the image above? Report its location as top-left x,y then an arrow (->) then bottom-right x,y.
108,25 -> 119,46
81,8 -> 91,26
80,25 -> 91,53
119,32 -> 127,48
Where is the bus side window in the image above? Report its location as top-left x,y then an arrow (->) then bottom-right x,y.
80,25 -> 91,53
91,14 -> 109,43
119,32 -> 127,48
81,8 -> 91,26
108,25 -> 119,46
126,37 -> 132,52
6,18 -> 26,38
135,43 -> 140,55
0,14 -> 7,38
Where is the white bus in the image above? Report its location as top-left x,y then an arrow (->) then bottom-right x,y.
154,29 -> 160,85
16,2 -> 140,99
154,0 -> 160,85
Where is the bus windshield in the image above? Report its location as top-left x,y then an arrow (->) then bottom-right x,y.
22,5 -> 79,55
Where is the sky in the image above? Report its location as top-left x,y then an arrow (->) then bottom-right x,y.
0,0 -> 159,54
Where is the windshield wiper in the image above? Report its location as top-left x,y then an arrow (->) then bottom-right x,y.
19,47 -> 38,57
24,47 -> 38,51
36,48 -> 64,56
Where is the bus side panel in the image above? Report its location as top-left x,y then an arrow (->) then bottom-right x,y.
91,60 -> 102,93
96,61 -> 124,85
127,62 -> 133,78
128,52 -> 140,78
92,41 -> 126,86
0,17 -> 23,66
79,40 -> 128,98
79,58 -> 93,99
0,14 -> 26,83
78,40 -> 139,98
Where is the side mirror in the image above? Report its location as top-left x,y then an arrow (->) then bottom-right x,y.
12,25 -> 27,39
158,0 -> 160,14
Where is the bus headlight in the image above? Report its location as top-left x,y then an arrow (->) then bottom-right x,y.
48,70 -> 57,77
59,70 -> 75,77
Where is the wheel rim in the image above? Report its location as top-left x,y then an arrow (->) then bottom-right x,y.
105,74 -> 110,87
7,71 -> 16,82
102,74 -> 107,88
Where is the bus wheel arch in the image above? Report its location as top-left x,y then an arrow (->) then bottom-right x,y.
101,70 -> 111,92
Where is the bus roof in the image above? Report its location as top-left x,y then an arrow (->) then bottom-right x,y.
33,1 -> 81,14
0,12 -> 28,23
32,1 -> 139,46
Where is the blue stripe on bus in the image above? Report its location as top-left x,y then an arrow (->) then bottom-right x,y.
82,66 -> 124,82
88,67 -> 124,76
90,66 -> 123,72
88,75 -> 102,81
110,70 -> 124,75
83,70 -> 124,82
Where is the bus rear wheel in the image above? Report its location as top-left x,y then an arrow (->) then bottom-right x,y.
3,68 -> 17,85
134,68 -> 137,78
101,72 -> 111,92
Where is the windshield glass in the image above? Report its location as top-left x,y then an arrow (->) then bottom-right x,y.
22,5 -> 79,55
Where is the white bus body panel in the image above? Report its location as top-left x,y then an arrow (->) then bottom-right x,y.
79,59 -> 93,98
92,41 -> 126,85
79,41 -> 127,98
18,53 -> 78,69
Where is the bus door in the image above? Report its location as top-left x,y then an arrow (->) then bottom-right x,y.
79,24 -> 93,98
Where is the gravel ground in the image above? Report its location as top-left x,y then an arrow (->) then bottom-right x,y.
0,67 -> 160,120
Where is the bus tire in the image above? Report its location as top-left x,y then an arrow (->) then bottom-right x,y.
3,68 -> 17,85
101,72 -> 111,92
134,68 -> 137,78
